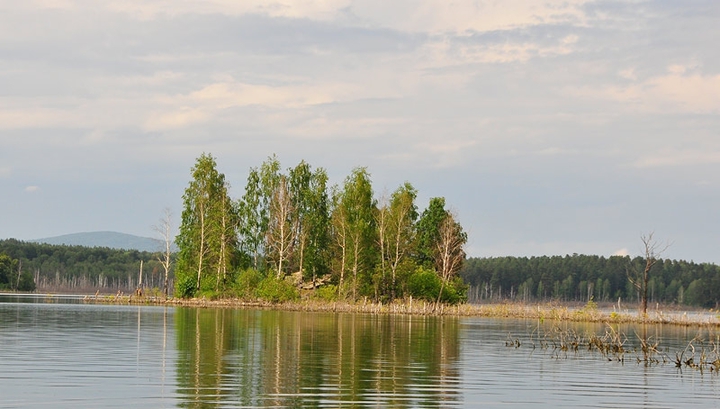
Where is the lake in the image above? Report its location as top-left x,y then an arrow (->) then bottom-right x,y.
1,295 -> 719,408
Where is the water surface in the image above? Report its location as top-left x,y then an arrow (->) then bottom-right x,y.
1,296 -> 719,408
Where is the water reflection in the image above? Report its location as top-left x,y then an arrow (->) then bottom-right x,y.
175,309 -> 460,408
2,296 -> 720,409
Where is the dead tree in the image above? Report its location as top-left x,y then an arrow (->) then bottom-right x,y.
628,232 -> 670,316
153,207 -> 173,297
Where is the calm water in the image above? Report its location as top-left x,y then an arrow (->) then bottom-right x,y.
1,296 -> 719,408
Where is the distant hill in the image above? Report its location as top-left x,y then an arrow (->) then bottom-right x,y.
31,231 -> 169,253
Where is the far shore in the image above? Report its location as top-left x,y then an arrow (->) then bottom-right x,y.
3,291 -> 719,327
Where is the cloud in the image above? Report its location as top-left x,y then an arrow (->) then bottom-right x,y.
24,186 -> 40,193
613,248 -> 629,256
346,0 -> 589,34
633,150 -> 720,169
94,0 -> 592,35
569,71 -> 720,114
419,35 -> 579,67
0,167 -> 10,178
142,79 -> 403,132
143,108 -> 209,131
105,0 -> 351,21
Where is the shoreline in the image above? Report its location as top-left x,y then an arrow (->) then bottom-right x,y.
84,293 -> 720,327
3,291 -> 718,327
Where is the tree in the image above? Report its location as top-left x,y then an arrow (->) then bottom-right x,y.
628,232 -> 670,316
434,213 -> 467,307
330,186 -> 349,296
376,183 -> 418,300
0,253 -> 16,290
289,163 -> 330,283
0,253 -> 34,292
175,153 -> 236,297
238,156 -> 280,271
153,207 -> 173,297
289,161 -> 313,278
415,197 -> 448,268
387,183 -> 418,299
333,168 -> 377,299
266,175 -> 295,279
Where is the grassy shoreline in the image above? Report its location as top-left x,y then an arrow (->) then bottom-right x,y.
73,293 -> 720,327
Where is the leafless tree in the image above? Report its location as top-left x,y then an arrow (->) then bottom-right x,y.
153,207 -> 173,297
628,232 -> 670,316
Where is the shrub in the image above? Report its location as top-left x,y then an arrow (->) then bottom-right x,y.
256,276 -> 299,303
233,268 -> 263,299
312,284 -> 338,302
407,268 -> 466,305
175,274 -> 196,298
407,267 -> 441,302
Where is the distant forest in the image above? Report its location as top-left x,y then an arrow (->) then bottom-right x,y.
4,239 -> 720,308
460,255 -> 720,308
0,239 -> 165,294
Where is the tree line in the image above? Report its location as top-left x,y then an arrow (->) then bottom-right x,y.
461,253 -> 720,308
0,239 -> 163,293
0,251 -> 36,292
174,153 -> 468,304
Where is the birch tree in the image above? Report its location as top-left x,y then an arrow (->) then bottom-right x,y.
434,213 -> 467,306
238,155 -> 280,270
290,162 -> 330,283
266,176 -> 295,279
387,183 -> 418,299
175,153 -> 235,297
336,168 -> 377,300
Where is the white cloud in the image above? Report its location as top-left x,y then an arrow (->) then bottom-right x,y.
613,248 -> 629,256
569,72 -> 720,114
0,167 -> 10,178
346,0 -> 589,34
100,0 -> 589,34
143,108 -> 209,131
24,186 -> 40,193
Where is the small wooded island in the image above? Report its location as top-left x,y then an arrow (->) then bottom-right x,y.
2,153 -> 720,323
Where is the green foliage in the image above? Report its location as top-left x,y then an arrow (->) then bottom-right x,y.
334,167 -> 378,299
407,268 -> 465,305
1,154 -> 469,305
0,241 -> 160,293
0,253 -> 16,290
232,268 -> 263,299
16,270 -> 36,292
175,274 -> 196,298
415,197 -> 448,268
408,267 -> 441,302
312,285 -> 338,302
255,276 -> 299,303
461,254 -> 720,307
176,153 -> 238,297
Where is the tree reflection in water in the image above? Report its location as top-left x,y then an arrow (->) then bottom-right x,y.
175,308 -> 460,408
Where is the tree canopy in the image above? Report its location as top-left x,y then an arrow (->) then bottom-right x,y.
461,254 -> 720,308
173,153 -> 469,303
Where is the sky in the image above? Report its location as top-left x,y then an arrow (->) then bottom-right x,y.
1,1 -> 719,263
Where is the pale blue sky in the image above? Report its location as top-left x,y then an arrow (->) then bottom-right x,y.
1,1 -> 719,262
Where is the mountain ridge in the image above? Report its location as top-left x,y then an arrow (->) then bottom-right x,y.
30,231 -> 168,253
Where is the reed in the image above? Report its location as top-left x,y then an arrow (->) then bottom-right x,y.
81,295 -> 720,328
